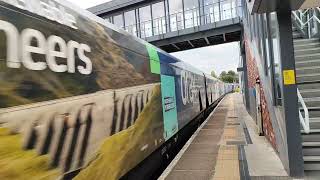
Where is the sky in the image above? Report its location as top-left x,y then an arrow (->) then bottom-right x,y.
171,42 -> 240,75
67,0 -> 240,76
68,0 -> 112,9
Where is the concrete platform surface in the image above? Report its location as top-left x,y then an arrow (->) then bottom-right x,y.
158,93 -> 291,180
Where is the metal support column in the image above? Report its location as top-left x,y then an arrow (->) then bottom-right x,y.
198,0 -> 204,25
165,0 -> 171,33
277,1 -> 304,177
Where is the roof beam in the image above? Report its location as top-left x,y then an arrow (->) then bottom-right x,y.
204,37 -> 210,45
172,44 -> 181,50
187,41 -> 195,48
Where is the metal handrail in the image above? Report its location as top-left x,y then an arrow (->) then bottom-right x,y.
297,89 -> 310,134
292,7 -> 320,38
117,0 -> 242,38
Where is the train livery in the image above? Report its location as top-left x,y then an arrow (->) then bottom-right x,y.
0,0 -> 234,179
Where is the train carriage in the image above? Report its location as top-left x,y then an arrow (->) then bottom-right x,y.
0,0 -> 234,179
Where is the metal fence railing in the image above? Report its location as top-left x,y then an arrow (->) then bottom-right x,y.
292,7 -> 320,38
122,0 -> 242,39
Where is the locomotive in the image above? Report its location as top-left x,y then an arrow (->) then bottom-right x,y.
0,0 -> 234,179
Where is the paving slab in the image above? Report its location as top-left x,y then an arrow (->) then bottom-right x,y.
159,93 -> 291,180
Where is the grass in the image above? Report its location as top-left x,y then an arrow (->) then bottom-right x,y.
75,85 -> 164,180
0,128 -> 59,180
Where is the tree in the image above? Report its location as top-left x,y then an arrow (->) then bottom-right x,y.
211,70 -> 217,78
227,70 -> 236,76
220,71 -> 227,77
219,70 -> 238,83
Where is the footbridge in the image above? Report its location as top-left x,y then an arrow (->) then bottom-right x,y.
88,0 -> 242,52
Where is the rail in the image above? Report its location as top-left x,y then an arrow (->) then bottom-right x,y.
292,7 -> 320,38
297,89 -> 310,134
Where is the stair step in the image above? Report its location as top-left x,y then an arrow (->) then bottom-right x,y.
304,156 -> 320,161
298,82 -> 320,90
294,38 -> 320,46
303,147 -> 320,156
294,42 -> 320,50
295,47 -> 320,56
295,59 -> 320,68
310,118 -> 320,129
301,108 -> 320,118
304,162 -> 320,170
301,128 -> 320,134
300,89 -> 320,98
296,66 -> 320,75
293,32 -> 303,39
300,98 -> 320,108
295,53 -> 320,61
300,118 -> 320,130
297,73 -> 320,83
303,142 -> 320,147
303,133 -> 320,142
301,118 -> 320,129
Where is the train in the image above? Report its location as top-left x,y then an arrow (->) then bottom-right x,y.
0,0 -> 235,179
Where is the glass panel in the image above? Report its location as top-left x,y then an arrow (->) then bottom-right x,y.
168,0 -> 184,31
213,0 -> 221,22
124,10 -> 137,36
184,0 -> 199,28
113,14 -> 124,29
152,1 -> 166,35
263,14 -> 271,72
203,0 -> 213,24
257,14 -> 262,54
269,12 -> 282,106
105,17 -> 111,23
221,0 -> 232,20
139,5 -> 152,38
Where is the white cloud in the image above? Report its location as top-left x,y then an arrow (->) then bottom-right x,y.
171,42 -> 240,76
67,0 -> 111,9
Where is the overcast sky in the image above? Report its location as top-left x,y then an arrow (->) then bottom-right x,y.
171,42 -> 239,75
67,0 -> 240,76
68,0 -> 112,8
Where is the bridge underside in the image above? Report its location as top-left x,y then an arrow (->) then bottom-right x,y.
89,0 -> 242,52
149,20 -> 242,52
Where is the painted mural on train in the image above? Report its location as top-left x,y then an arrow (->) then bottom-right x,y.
0,0 -> 233,179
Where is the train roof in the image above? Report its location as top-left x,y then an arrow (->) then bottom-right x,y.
2,0 -> 216,79
60,0 -> 210,76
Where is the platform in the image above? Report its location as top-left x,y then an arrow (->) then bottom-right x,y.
158,93 -> 290,180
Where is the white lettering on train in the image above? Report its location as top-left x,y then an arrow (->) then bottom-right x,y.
2,0 -> 77,29
0,20 -> 92,75
180,70 -> 197,105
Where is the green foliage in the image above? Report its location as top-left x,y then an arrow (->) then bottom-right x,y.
219,70 -> 238,83
211,70 -> 217,78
